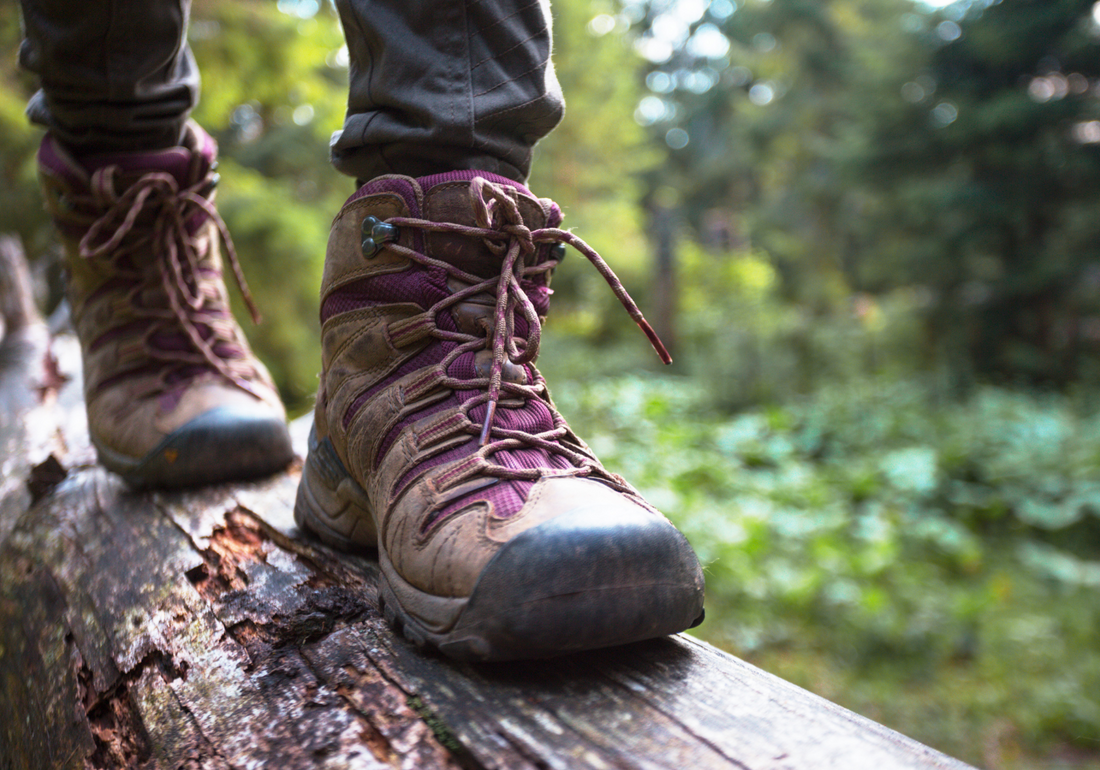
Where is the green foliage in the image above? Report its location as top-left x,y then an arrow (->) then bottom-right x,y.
624,0 -> 922,306
215,158 -> 327,413
671,239 -> 931,408
551,369 -> 1100,767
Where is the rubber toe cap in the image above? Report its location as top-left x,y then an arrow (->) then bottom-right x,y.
106,404 -> 294,489
442,501 -> 706,661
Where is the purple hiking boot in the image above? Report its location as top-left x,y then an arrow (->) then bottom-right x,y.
295,171 -> 704,660
38,122 -> 293,488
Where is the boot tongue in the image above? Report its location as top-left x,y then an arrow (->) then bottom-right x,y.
418,171 -> 548,279
76,124 -> 216,189
78,146 -> 199,190
417,169 -> 533,196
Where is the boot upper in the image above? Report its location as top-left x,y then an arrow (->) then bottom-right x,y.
316,172 -> 676,598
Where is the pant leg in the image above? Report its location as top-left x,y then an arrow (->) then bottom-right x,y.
331,0 -> 565,184
18,0 -> 197,153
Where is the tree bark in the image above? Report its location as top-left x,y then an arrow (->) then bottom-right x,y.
0,238 -> 975,770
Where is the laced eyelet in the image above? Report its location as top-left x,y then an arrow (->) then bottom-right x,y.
73,168 -> 262,397
361,216 -> 399,258
376,176 -> 670,450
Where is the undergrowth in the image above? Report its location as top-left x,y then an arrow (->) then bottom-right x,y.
547,367 -> 1100,769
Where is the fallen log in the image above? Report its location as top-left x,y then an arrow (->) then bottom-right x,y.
0,241 -> 976,770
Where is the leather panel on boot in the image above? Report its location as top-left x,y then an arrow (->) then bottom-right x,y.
322,194 -> 411,297
321,304 -> 426,388
89,373 -> 271,459
473,349 -> 528,385
383,477 -> 637,598
366,399 -> 470,513
320,307 -> 442,473
449,295 -> 495,338
338,377 -> 408,480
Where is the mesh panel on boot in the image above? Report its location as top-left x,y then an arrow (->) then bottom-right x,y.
325,172 -> 579,526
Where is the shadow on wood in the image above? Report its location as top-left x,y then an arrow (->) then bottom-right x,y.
0,240 -> 976,770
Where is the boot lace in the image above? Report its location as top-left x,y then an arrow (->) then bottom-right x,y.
379,176 -> 670,493
74,165 -> 261,397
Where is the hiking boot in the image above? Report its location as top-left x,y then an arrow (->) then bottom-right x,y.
38,122 -> 293,488
295,171 -> 704,660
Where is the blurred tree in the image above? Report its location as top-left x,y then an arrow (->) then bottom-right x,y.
529,0 -> 663,350
625,0 -> 1100,386
622,0 -> 912,308
858,0 -> 1100,384
620,0 -> 930,399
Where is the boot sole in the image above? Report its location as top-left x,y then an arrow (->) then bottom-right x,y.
95,406 -> 295,489
295,426 -> 706,661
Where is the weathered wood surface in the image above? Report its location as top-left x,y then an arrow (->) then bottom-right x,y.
0,245 -> 977,770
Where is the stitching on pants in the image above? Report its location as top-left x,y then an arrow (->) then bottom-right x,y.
472,56 -> 552,99
470,20 -> 550,71
476,93 -> 556,121
461,0 -> 473,147
467,0 -> 545,41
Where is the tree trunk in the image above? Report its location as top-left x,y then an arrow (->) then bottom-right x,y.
0,237 -> 975,770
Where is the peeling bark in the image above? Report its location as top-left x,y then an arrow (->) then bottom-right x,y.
0,243 -> 977,770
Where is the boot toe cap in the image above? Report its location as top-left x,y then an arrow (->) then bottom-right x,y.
442,499 -> 706,661
98,403 -> 294,488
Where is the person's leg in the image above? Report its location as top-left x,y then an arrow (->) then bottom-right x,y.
297,1 -> 705,660
21,0 -> 292,488
330,0 -> 565,182
19,0 -> 198,153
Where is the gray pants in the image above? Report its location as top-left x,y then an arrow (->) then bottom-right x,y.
18,0 -> 564,182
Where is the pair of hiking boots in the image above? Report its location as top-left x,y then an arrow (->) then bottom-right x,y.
39,122 -> 704,661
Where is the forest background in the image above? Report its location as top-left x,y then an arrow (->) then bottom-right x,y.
3,0 -> 1100,767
